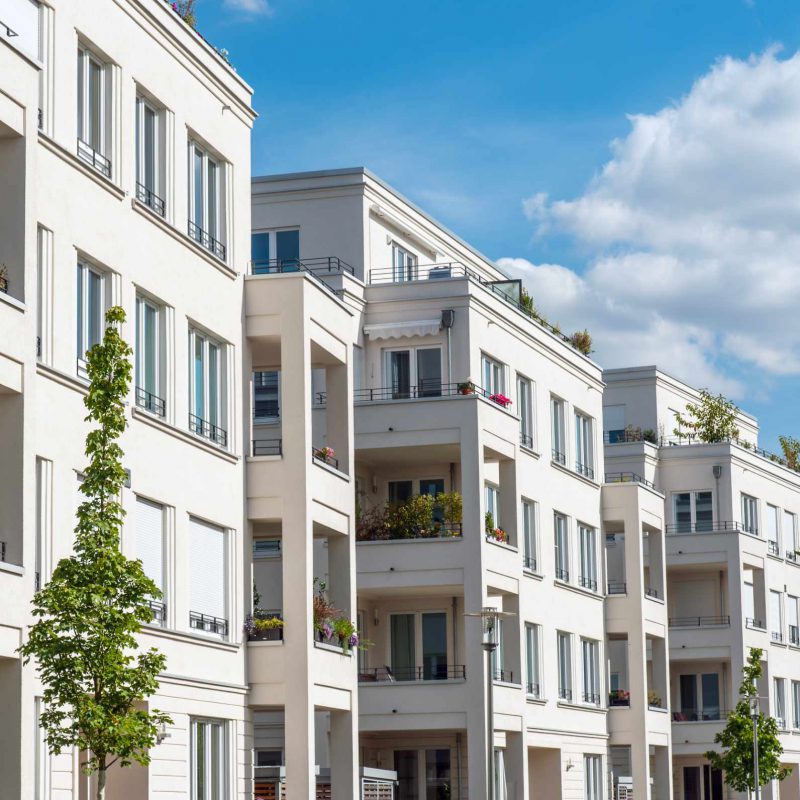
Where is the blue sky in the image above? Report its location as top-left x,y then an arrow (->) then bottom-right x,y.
200,0 -> 800,450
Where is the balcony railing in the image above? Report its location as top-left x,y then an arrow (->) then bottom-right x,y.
645,586 -> 661,599
252,439 -> 282,457
669,615 -> 731,628
666,520 -> 745,535
248,256 -> 352,298
555,567 -> 570,582
672,708 -> 727,722
526,682 -> 540,698
582,691 -> 601,706
77,139 -> 111,177
325,380 -> 507,404
604,471 -> 656,489
607,581 -> 627,595
558,687 -> 572,702
768,540 -> 780,556
189,413 -> 227,447
136,386 -> 166,418
312,447 -> 339,470
746,617 -> 766,630
358,665 -> 465,682
575,462 -> 595,480
187,220 -> 226,261
357,521 -> 462,542
523,554 -> 537,571
148,599 -> 166,624
136,182 -> 166,217
579,575 -> 598,592
189,611 -> 228,636
787,550 -> 799,563
552,449 -> 567,465
493,668 -> 514,683
772,631 -> 784,643
609,690 -> 630,707
520,431 -> 534,449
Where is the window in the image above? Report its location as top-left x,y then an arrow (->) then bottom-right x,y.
603,404 -> 625,442
253,371 -> 279,421
394,750 -> 419,800
135,95 -> 164,215
581,639 -> 600,705
481,354 -> 505,398
135,497 -> 165,624
384,347 -> 442,399
77,45 -> 110,176
191,718 -> 226,800
742,494 -> 758,535
253,539 -> 280,558
574,412 -> 594,478
554,513 -> 569,581
485,484 -> 500,531
775,678 -> 787,729
34,457 -> 51,593
76,261 -> 104,373
491,617 -> 506,681
678,673 -> 720,720
517,375 -> 534,448
551,396 -> 566,464
256,750 -> 282,767
770,590 -> 783,642
189,518 -> 227,636
389,612 -> 449,681
792,680 -> 800,728
785,511 -> 798,558
788,595 -> 799,645
673,491 -> 714,533
392,243 -> 417,282
136,296 -> 165,416
188,140 -> 225,260
37,225 -> 53,363
557,631 -> 572,700
584,755 -> 602,800
578,524 -> 597,591
525,623 -> 540,697
522,500 -> 537,571
388,481 -> 413,505
189,328 -> 227,447
251,229 -> 300,273
766,504 -> 780,555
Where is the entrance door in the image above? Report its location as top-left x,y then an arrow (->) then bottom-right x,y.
683,766 -> 701,800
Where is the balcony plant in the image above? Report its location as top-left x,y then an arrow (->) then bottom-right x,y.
673,389 -> 740,443
485,511 -> 508,543
314,445 -> 335,464
312,578 -> 341,639
609,689 -> 630,706
489,393 -> 512,408
647,690 -> 662,708
244,613 -> 284,641
568,329 -> 593,356
0,263 -> 7,294
457,380 -> 476,395
779,436 -> 800,472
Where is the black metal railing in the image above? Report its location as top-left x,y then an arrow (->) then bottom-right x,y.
523,555 -> 537,571
609,690 -> 631,707
669,615 -> 730,628
187,220 -> 226,261
672,708 -> 727,722
248,256 -> 352,299
604,429 -> 659,445
552,449 -> 567,465
666,520 -> 744,535
252,439 -> 282,457
579,575 -> 598,591
189,413 -> 227,447
77,138 -> 111,177
358,665 -> 466,682
330,381 -> 504,404
312,447 -> 339,470
558,687 -> 572,702
149,599 -> 166,624
772,631 -> 784,643
767,540 -> 780,556
493,668 -> 514,683
787,550 -> 799,563
607,581 -> 627,595
604,472 -> 656,489
575,462 -> 595,480
582,691 -> 601,706
254,399 -> 279,418
526,682 -> 540,698
746,617 -> 765,630
189,611 -> 228,636
791,625 -> 799,645
136,386 -> 166,418
555,567 -> 570,582
645,586 -> 661,599
520,431 -> 534,449
36,336 -> 41,358
38,107 -> 43,130
136,182 -> 166,217
356,521 -> 463,542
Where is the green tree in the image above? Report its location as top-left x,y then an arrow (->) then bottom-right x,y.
779,436 -> 800,472
706,648 -> 790,793
19,307 -> 171,800
673,389 -> 740,443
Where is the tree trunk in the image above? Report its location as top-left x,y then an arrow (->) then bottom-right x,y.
96,765 -> 106,800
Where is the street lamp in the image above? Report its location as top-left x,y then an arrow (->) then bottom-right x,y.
751,696 -> 761,800
466,607 -> 515,800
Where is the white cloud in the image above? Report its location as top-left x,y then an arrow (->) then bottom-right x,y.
223,0 -> 273,15
504,49 -> 800,399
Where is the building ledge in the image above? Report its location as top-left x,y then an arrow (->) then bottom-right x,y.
557,701 -> 607,715
0,291 -> 25,312
142,624 -> 240,652
550,458 -> 600,489
0,560 -> 24,577
522,568 -> 544,581
554,579 -> 604,601
519,443 -> 541,459
36,362 -> 89,396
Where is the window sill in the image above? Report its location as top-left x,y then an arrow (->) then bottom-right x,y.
38,132 -> 124,200
130,199 -> 238,280
141,623 -> 239,652
644,593 -> 665,605
0,560 -> 24,577
556,701 -> 607,714
493,679 -> 522,689
522,568 -> 544,581
0,291 -> 25,313
550,458 -> 599,488
485,537 -> 518,552
247,639 -> 284,648
526,695 -> 546,705
36,362 -> 90,396
519,444 -> 540,459
132,406 -> 238,463
314,641 -> 352,657
554,579 -> 604,601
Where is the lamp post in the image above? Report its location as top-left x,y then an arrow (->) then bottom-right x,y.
466,607 -> 514,800
751,696 -> 760,800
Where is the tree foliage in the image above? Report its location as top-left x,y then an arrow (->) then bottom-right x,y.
19,306 -> 171,800
673,389 -> 740,443
779,436 -> 800,472
706,648 -> 790,792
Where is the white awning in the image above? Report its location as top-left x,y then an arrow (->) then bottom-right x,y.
363,319 -> 441,340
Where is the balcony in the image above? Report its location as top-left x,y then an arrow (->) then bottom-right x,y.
605,471 -> 655,489
136,182 -> 166,217
609,690 -> 630,707
312,446 -> 340,471
666,520 -> 746,535
77,138 -> 111,178
136,386 -> 166,418
672,708 -> 727,722
358,665 -> 465,683
669,616 -> 730,628
189,413 -> 227,448
187,220 -> 226,261
248,256 -> 352,299
246,612 -> 284,642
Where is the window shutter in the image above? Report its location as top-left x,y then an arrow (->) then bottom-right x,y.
135,498 -> 164,592
190,518 -> 226,619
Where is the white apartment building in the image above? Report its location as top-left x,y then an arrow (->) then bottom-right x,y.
604,366 -> 800,800
0,0 -> 256,797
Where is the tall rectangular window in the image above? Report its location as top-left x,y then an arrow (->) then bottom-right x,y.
491,618 -> 506,680
394,751 -> 419,800
770,590 -> 783,642
775,678 -> 787,729
384,347 -> 442,399
551,396 -> 566,464
76,261 -> 104,372
581,638 -> 600,706
485,484 -> 500,531
554,513 -> 569,581
788,595 -> 799,645
189,518 -> 227,637
188,140 -> 225,260
421,612 -> 447,680
525,623 -> 540,698
251,229 -> 300,273
767,504 -> 780,555
522,500 -> 537,571
741,494 -> 758,535
578,524 -> 597,591
135,295 -> 165,417
191,718 -> 226,800
253,371 -> 279,421
584,755 -> 602,800
390,613 -> 416,682
785,511 -> 798,557
792,680 -> 800,729
34,457 -> 51,593
574,412 -> 594,478
392,243 -> 417,282
673,491 -> 713,533
77,45 -> 110,176
425,749 -> 451,799
557,631 -> 572,701
482,354 -> 505,396
135,95 -> 164,216
135,497 -> 165,624
189,328 -> 226,447
701,673 -> 720,720
517,375 -> 534,448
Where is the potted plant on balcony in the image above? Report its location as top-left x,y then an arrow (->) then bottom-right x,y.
647,690 -> 662,708
313,445 -> 335,464
332,616 -> 360,652
485,512 -> 509,543
0,263 -> 7,294
457,380 -> 476,395
312,578 -> 340,642
609,689 -> 630,706
245,614 -> 284,641
489,393 -> 512,409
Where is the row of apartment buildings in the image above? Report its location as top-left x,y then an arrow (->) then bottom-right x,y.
2,1 -> 800,799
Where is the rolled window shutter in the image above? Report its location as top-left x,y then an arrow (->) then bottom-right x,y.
135,498 -> 163,593
189,517 -> 226,619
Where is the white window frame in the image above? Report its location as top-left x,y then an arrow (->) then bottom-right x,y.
190,718 -> 227,800
792,680 -> 800,729
382,346 -> 443,397
578,524 -> 597,592
77,44 -> 107,157
522,499 -> 538,571
551,395 -> 566,464
574,411 -> 594,479
485,483 -> 500,529
554,512 -> 569,581
135,94 -> 163,208
785,510 -> 798,557
253,370 -> 280,423
770,589 -> 784,642
76,260 -> 105,375
766,504 -> 780,554
387,609 -> 450,680
741,494 -> 759,535
581,638 -> 601,706
517,374 -> 535,448
672,490 -> 715,533
775,678 -> 787,729
188,327 -> 226,444
788,594 -> 799,645
188,139 -> 223,249
135,294 -> 163,411
584,755 -> 603,800
391,243 -> 417,282
525,623 -> 541,698
481,353 -> 506,396
557,631 -> 572,701
251,228 -> 301,270
134,496 -> 166,624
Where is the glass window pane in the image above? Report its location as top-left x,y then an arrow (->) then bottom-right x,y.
143,303 -> 157,394
77,53 -> 85,140
208,344 -> 219,425
674,493 -> 692,532
390,351 -> 411,399
276,229 -> 300,267
695,491 -> 713,531
144,105 -> 156,190
195,722 -> 206,800
89,59 -> 102,149
394,751 -> 419,800
425,749 -> 450,800
76,265 -> 84,355
88,270 -> 102,349
702,673 -> 720,719
193,148 -> 204,227
254,370 -> 279,419
194,336 -> 205,419
207,160 -> 217,238
390,614 -> 416,681
388,480 -> 413,505
416,349 -> 442,397
251,232 -> 270,272
422,613 -> 447,680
